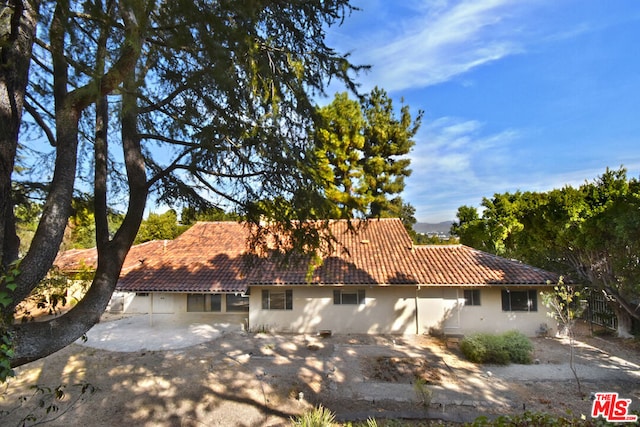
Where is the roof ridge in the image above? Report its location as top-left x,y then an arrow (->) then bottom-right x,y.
412,244 -> 463,249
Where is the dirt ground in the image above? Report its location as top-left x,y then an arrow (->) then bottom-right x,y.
0,319 -> 639,426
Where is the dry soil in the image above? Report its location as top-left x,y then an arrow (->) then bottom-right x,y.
0,318 -> 638,426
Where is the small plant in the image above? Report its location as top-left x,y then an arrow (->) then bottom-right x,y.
290,405 -> 336,427
252,324 -> 270,334
343,418 -> 378,427
542,282 -> 584,396
413,377 -> 433,408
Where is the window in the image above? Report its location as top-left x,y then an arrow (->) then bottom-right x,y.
136,292 -> 149,297
226,294 -> 249,312
333,289 -> 365,305
187,294 -> 221,312
501,290 -> 537,312
464,289 -> 481,306
262,289 -> 293,310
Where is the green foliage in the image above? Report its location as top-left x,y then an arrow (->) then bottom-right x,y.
15,266 -> 92,322
0,261 -> 20,382
180,206 -> 240,225
467,410 -> 631,426
452,167 -> 640,333
461,333 -> 510,365
290,405 -> 337,427
0,260 -> 20,309
66,197 -> 125,249
413,377 -> 433,408
134,210 -> 185,244
541,283 -> 583,330
413,233 -> 459,245
2,0 -> 384,366
451,205 -> 492,252
313,88 -> 422,218
460,331 -> 532,365
500,330 -> 534,364
342,419 -> 379,427
14,199 -> 42,256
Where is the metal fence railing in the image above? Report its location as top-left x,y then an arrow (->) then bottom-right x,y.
583,291 -> 618,331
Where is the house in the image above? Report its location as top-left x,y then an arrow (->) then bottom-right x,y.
56,219 -> 561,336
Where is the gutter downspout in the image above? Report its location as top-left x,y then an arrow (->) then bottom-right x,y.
415,285 -> 420,335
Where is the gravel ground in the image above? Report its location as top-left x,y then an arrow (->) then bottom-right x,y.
0,316 -> 638,426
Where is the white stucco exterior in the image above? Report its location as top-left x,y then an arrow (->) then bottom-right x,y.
416,287 -> 554,337
248,285 -> 418,334
111,291 -> 249,328
113,285 -> 553,337
247,285 -> 554,336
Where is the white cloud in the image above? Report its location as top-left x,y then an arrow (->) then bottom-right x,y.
404,116 -> 523,221
357,0 -> 532,92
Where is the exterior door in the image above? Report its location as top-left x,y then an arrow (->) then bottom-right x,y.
152,293 -> 174,313
416,288 -> 461,334
442,288 -> 461,331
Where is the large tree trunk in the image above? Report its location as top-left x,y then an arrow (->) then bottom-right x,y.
10,44 -> 147,369
0,0 -> 39,269
7,2 -> 80,309
614,305 -> 634,338
5,0 -> 146,303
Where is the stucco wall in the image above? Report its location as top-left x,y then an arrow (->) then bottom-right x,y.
116,286 -> 554,336
248,285 -> 417,334
416,287 -> 554,336
250,285 -> 554,336
458,287 -> 554,336
118,292 -> 248,327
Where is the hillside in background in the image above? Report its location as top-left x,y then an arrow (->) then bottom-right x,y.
414,221 -> 453,237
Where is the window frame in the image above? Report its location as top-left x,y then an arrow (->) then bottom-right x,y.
261,289 -> 293,310
333,289 -> 366,305
463,289 -> 481,306
187,293 -> 222,312
501,289 -> 538,312
225,293 -> 249,312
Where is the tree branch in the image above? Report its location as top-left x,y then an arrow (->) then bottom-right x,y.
138,83 -> 191,114
23,101 -> 56,147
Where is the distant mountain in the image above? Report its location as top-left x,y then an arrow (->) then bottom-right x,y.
414,221 -> 453,236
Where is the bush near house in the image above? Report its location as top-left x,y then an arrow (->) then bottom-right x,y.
461,331 -> 533,365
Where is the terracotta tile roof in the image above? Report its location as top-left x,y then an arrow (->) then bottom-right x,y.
248,218 -> 419,285
411,245 -> 560,286
116,222 -> 250,293
56,219 -> 560,292
54,240 -> 167,273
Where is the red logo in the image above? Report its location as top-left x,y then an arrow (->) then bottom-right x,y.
591,392 -> 638,423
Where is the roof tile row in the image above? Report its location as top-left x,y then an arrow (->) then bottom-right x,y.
55,219 -> 560,293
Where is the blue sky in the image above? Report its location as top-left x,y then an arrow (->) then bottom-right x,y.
324,0 -> 640,223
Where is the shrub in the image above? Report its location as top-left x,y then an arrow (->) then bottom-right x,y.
501,330 -> 533,364
460,331 -> 533,365
460,333 -> 486,363
460,333 -> 508,365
